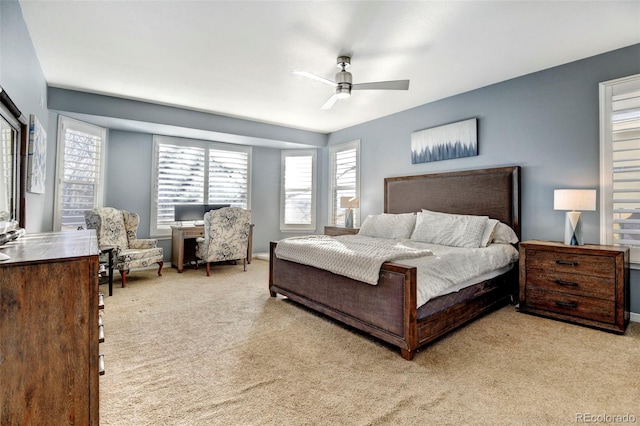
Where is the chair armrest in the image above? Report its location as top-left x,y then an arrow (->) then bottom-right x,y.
129,239 -> 157,249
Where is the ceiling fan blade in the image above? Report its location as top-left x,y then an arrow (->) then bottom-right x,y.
320,94 -> 338,110
293,70 -> 337,87
352,80 -> 410,91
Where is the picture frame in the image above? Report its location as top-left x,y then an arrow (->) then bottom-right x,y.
411,118 -> 478,164
27,114 -> 46,194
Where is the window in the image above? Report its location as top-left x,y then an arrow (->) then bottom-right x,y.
599,74 -> 640,265
280,149 -> 317,232
151,135 -> 251,237
54,116 -> 106,231
328,140 -> 360,226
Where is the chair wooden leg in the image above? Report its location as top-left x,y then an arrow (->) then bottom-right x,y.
120,270 -> 128,288
206,262 -> 210,276
243,258 -> 247,271
157,261 -> 164,276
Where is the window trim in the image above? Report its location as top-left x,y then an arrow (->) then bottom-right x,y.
151,135 -> 252,238
53,115 -> 107,231
328,139 -> 361,227
599,73 -> 640,267
280,149 -> 317,232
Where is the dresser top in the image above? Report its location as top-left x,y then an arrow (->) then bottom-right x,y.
0,230 -> 99,265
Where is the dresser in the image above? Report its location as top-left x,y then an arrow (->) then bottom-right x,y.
518,240 -> 629,334
0,230 -> 101,424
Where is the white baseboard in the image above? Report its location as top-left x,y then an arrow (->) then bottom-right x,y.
253,252 -> 269,261
630,312 -> 640,323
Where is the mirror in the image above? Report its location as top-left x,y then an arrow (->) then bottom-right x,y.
0,113 -> 17,221
0,87 -> 27,229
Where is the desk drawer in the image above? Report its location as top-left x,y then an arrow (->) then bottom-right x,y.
183,228 -> 204,238
525,249 -> 614,279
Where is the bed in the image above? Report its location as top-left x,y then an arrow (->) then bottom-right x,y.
269,165 -> 521,360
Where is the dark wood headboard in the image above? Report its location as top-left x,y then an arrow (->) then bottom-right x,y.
384,166 -> 521,238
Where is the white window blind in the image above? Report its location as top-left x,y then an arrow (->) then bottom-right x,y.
600,74 -> 640,264
280,150 -> 316,231
152,135 -> 251,236
328,140 -> 360,226
156,142 -> 206,227
54,116 -> 106,231
208,148 -> 249,206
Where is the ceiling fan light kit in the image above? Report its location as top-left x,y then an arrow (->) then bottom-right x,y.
295,55 -> 410,110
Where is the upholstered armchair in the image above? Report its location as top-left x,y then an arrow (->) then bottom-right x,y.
85,207 -> 164,287
195,207 -> 251,276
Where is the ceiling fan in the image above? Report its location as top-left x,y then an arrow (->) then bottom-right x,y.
294,56 -> 410,110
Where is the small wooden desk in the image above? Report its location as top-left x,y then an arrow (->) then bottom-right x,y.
171,224 -> 253,272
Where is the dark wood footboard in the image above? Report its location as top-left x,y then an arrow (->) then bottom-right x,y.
269,242 -> 419,359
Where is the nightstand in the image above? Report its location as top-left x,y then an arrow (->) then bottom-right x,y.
324,226 -> 359,236
518,240 -> 629,334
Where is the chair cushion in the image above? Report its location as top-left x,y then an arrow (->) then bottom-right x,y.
116,247 -> 164,271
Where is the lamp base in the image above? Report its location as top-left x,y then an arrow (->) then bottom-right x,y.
564,211 -> 584,245
345,209 -> 354,228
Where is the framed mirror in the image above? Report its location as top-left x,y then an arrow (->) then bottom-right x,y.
0,86 -> 27,229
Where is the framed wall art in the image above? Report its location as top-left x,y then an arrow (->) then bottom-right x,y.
411,118 -> 477,164
27,114 -> 46,194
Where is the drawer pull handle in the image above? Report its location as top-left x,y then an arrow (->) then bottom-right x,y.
555,279 -> 578,287
99,354 -> 105,376
556,260 -> 578,266
555,301 -> 578,309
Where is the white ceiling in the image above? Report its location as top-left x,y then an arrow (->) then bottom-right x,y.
18,1 -> 640,134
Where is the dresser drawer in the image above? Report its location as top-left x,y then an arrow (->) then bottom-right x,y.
525,270 -> 614,300
525,249 -> 614,279
525,288 -> 615,324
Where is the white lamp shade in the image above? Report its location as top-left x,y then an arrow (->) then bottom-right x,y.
553,189 -> 596,211
340,196 -> 359,209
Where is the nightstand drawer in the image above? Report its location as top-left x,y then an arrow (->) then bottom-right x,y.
525,270 -> 614,300
525,288 -> 615,324
525,249 -> 614,279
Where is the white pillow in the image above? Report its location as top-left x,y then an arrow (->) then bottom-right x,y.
481,218 -> 499,248
492,222 -> 519,244
358,213 -> 416,239
411,210 -> 488,248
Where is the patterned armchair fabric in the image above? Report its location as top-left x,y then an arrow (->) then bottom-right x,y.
196,207 -> 251,276
85,207 -> 164,286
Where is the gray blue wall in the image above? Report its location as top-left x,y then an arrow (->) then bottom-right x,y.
3,0 -> 639,315
0,0 -> 50,231
325,44 -> 640,314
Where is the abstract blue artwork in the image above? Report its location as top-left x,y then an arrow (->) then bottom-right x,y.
411,118 -> 477,164
27,114 -> 47,194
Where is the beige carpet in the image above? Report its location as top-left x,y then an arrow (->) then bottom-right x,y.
99,260 -> 640,425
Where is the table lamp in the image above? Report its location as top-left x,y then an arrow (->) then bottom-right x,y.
340,196 -> 359,228
553,189 -> 596,245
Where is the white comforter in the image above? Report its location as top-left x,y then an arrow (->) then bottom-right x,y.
275,234 -> 519,307
274,234 -> 433,284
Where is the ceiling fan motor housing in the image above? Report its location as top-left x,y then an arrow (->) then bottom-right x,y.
335,67 -> 352,97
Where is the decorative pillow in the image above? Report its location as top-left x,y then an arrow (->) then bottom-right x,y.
481,218 -> 499,248
358,213 -> 416,239
492,222 -> 519,244
411,210 -> 488,248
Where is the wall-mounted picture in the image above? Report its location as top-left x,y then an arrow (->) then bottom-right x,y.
411,118 -> 477,164
27,114 -> 47,194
